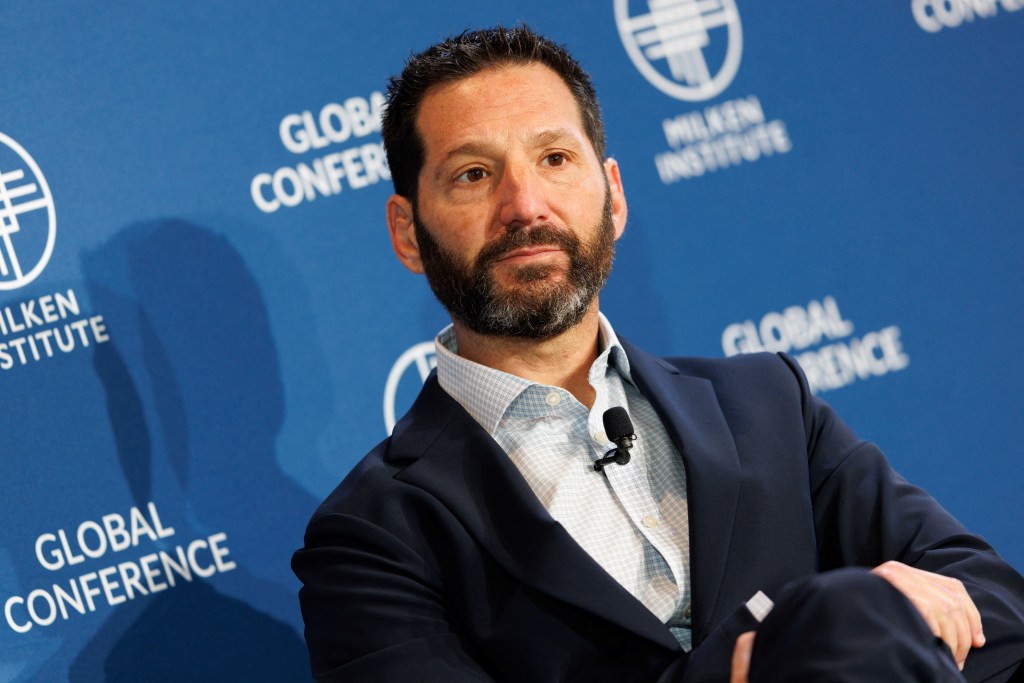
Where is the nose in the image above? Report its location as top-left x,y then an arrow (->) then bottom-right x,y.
496,163 -> 548,229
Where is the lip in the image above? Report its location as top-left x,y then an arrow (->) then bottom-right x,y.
495,246 -> 563,263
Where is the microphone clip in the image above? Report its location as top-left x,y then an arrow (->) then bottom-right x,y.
593,433 -> 636,472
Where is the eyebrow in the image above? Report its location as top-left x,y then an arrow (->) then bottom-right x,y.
433,128 -> 580,180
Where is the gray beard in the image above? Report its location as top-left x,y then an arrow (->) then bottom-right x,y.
413,191 -> 615,340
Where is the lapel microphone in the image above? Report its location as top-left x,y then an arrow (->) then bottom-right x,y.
593,407 -> 636,472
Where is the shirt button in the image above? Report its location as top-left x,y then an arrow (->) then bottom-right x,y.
642,515 -> 659,528
593,431 -> 607,443
545,391 -> 561,407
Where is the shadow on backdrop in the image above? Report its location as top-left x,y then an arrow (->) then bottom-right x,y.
67,220 -> 314,681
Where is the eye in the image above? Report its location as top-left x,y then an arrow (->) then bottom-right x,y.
543,153 -> 566,167
455,167 -> 488,183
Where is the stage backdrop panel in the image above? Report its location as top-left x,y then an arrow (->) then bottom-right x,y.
1,2 -> 1021,680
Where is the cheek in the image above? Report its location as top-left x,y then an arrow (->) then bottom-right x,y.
554,189 -> 604,228
550,168 -> 604,203
421,212 -> 488,258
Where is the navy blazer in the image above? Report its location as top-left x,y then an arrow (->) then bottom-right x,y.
293,343 -> 1024,682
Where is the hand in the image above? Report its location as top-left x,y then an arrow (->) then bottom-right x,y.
871,560 -> 985,670
730,631 -> 755,683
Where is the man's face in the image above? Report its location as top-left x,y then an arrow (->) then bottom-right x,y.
387,62 -> 628,339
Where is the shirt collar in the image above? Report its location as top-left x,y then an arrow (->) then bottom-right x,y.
600,313 -> 633,384
434,312 -> 635,436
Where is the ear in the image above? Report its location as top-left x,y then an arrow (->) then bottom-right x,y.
386,194 -> 424,274
604,158 -> 628,240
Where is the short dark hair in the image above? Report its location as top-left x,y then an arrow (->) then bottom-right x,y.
381,25 -> 606,202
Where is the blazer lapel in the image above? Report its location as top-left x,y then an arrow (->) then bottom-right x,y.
388,376 -> 681,651
621,339 -> 743,643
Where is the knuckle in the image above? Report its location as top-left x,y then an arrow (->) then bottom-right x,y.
939,596 -> 958,615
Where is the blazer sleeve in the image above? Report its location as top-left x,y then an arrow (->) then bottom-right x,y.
778,354 -> 1024,683
292,510 -> 496,682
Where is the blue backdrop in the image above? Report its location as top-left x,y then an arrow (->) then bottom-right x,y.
1,2 -> 1021,680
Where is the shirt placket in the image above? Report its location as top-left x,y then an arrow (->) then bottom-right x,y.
604,368 -> 688,621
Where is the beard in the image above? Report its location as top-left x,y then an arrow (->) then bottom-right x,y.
414,191 -> 616,340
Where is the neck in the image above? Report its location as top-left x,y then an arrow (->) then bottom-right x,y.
452,304 -> 602,408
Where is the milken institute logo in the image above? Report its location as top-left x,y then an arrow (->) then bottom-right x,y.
0,133 -> 56,290
616,0 -> 743,102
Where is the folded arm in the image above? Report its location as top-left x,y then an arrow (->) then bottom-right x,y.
293,512 -> 496,682
779,352 -> 1024,682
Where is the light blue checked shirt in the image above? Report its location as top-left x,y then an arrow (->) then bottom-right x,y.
435,314 -> 693,649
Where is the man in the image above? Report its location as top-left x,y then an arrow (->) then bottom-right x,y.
292,26 -> 1024,682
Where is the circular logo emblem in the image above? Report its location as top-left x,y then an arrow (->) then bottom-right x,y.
615,0 -> 743,102
0,133 -> 56,290
383,341 -> 436,434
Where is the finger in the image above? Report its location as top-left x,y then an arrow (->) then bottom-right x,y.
958,582 -> 985,648
906,585 -> 955,662
939,578 -> 975,667
923,583 -> 965,669
730,631 -> 755,683
931,586 -> 970,670
942,606 -> 966,671
950,603 -> 970,670
928,608 -> 961,670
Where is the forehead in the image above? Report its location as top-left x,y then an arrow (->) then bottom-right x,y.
414,63 -> 588,161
